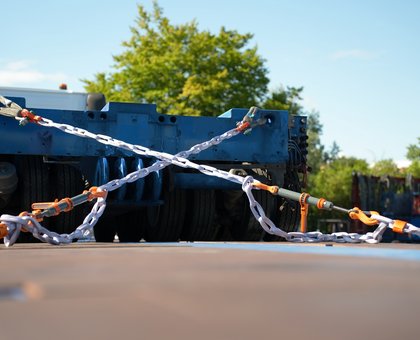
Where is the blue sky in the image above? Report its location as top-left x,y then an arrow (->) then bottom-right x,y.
2,0 -> 419,165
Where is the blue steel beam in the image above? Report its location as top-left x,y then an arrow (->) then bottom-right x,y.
0,100 -> 292,165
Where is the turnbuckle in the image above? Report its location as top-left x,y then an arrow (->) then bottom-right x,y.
30,187 -> 108,221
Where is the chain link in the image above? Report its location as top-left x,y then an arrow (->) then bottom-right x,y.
1,119 -> 245,246
1,115 -> 420,246
241,177 -> 419,244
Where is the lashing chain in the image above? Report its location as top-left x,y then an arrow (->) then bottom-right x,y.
249,181 -> 419,243
30,186 -> 108,221
0,106 -> 263,245
0,99 -> 419,246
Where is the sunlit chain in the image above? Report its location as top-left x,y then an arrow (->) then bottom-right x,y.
1,196 -> 107,246
96,131 -> 246,193
241,176 -> 420,244
36,117 -> 248,184
1,120 -> 245,246
3,116 -> 419,246
370,213 -> 420,239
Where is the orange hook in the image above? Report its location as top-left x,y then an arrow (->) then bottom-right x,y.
349,207 -> 379,226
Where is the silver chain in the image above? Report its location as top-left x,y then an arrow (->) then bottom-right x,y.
241,176 -> 420,244
1,115 -> 419,246
1,118 -> 245,246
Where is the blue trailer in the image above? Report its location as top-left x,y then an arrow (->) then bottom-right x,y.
0,90 -> 308,243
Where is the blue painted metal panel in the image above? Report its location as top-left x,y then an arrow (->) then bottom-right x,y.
0,100 -> 290,165
174,173 -> 241,190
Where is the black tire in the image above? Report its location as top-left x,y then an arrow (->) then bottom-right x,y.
214,189 -> 249,241
93,215 -> 117,242
231,168 -> 277,241
117,209 -> 146,242
181,190 -> 217,241
145,186 -> 186,242
245,189 -> 276,241
15,156 -> 50,243
49,164 -> 85,235
265,168 -> 301,240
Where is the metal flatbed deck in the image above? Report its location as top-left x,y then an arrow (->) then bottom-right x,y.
1,241 -> 420,340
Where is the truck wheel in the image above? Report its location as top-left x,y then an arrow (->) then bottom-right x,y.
244,189 -> 276,241
15,156 -> 50,243
229,168 -> 276,241
117,209 -> 145,242
214,189 -> 249,241
265,168 -> 301,240
145,187 -> 186,242
181,189 -> 217,241
49,164 -> 85,235
93,215 -> 117,242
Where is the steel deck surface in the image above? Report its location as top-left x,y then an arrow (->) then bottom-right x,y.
1,241 -> 420,340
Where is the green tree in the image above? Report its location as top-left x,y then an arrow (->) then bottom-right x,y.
83,1 -> 269,116
407,137 -> 420,161
406,160 -> 420,177
262,86 -> 304,115
406,137 -> 420,177
311,157 -> 370,212
306,110 -> 325,175
370,159 -> 401,177
323,141 -> 341,164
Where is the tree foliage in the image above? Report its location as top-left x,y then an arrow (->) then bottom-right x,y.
311,157 -> 370,210
262,86 -> 304,115
406,137 -> 420,161
406,160 -> 420,177
405,137 -> 420,177
370,159 -> 401,177
305,110 -> 325,175
83,1 -> 269,116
